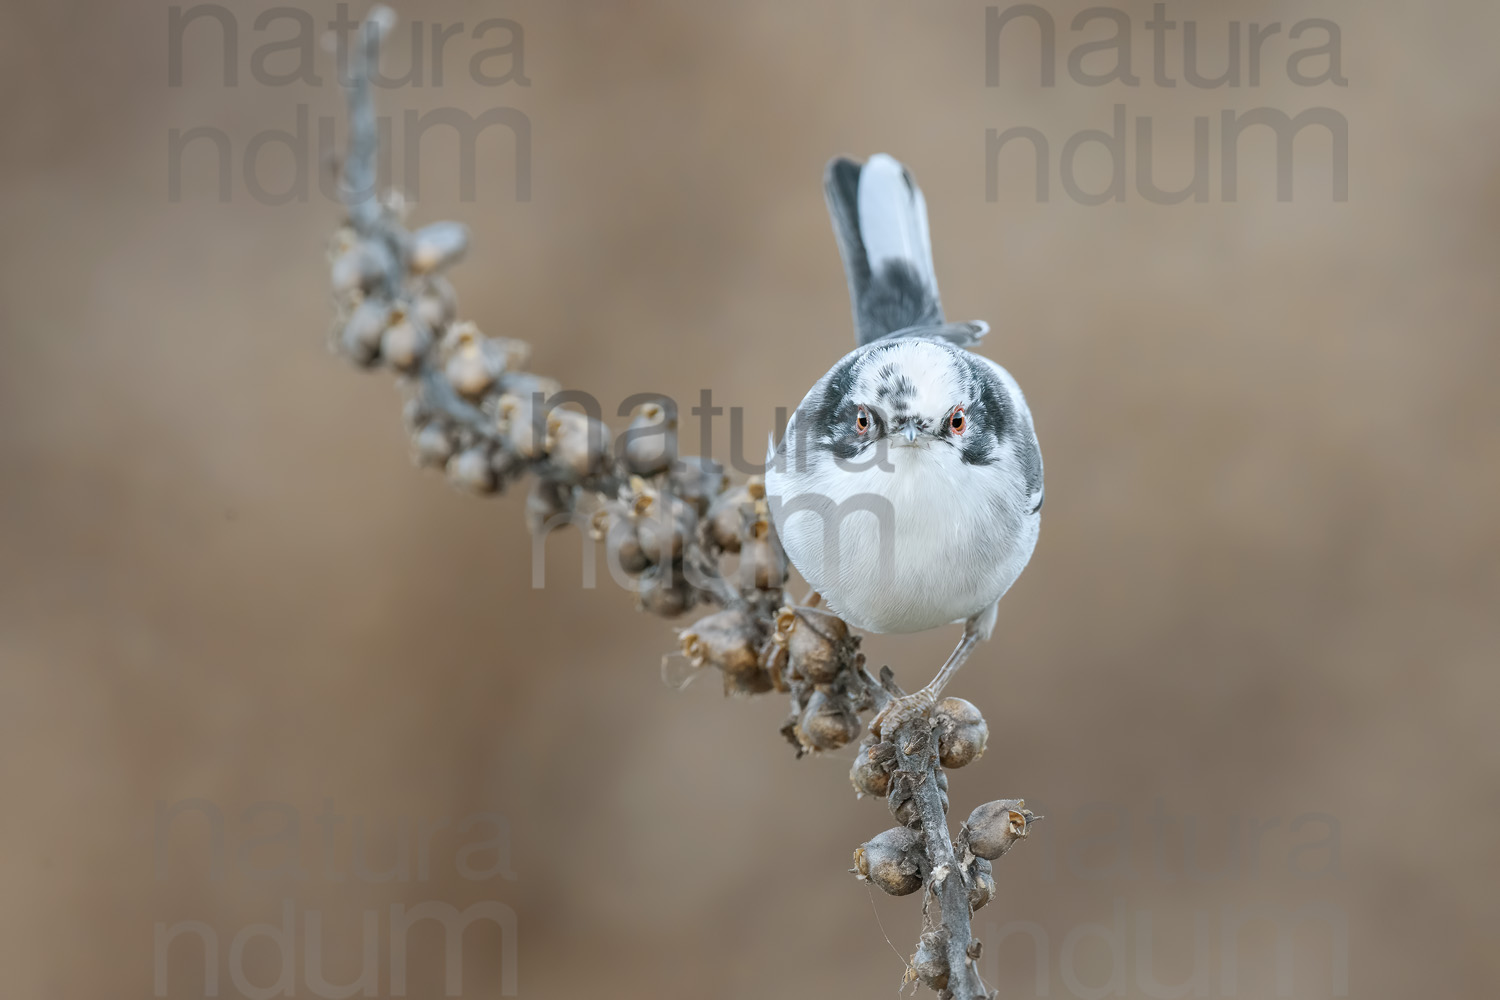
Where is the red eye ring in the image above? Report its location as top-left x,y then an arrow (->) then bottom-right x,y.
949,407 -> 966,435
855,406 -> 871,435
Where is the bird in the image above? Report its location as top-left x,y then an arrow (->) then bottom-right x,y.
764,153 -> 1043,735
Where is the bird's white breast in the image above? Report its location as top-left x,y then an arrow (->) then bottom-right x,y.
767,438 -> 1037,634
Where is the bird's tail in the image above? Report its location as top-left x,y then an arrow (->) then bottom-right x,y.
824,153 -> 945,345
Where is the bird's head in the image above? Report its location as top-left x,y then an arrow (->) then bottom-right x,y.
808,339 -> 1005,470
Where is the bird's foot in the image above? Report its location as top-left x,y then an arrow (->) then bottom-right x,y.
871,688 -> 937,742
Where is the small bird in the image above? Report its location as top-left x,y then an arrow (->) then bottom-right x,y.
765,154 -> 1043,733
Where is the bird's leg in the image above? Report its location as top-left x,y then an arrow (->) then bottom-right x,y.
872,609 -> 990,740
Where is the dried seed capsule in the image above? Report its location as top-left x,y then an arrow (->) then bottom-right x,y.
408,221 -> 469,274
603,512 -> 651,575
850,739 -> 891,798
775,606 -> 850,684
547,410 -> 610,481
852,826 -> 922,896
490,447 -> 520,481
705,490 -> 747,551
402,396 -> 429,432
635,494 -> 696,564
965,799 -> 1034,861
742,536 -> 789,591
380,316 -> 432,372
445,348 -> 496,397
446,447 -> 496,494
413,423 -> 454,468
723,664 -> 773,696
759,639 -> 790,692
525,478 -> 576,535
796,688 -> 861,751
441,323 -> 505,398
331,239 -> 394,295
598,506 -> 650,576
497,394 -> 550,459
868,740 -> 898,768
934,697 -> 989,769
621,402 -> 677,476
912,932 -> 950,991
637,562 -> 693,618
412,276 -> 456,329
668,456 -> 728,516
890,769 -> 950,825
679,609 -> 759,672
339,297 -> 392,365
679,609 -> 766,694
704,477 -> 763,552
968,857 -> 996,911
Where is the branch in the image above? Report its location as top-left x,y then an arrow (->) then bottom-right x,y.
324,10 -> 1034,995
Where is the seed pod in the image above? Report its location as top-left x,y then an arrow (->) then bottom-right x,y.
850,739 -> 891,798
612,524 -> 651,575
441,322 -> 505,398
934,697 -> 989,769
968,857 -> 996,911
759,638 -> 789,692
679,609 -> 759,672
635,493 -> 696,564
680,609 -> 767,694
723,664 -> 773,696
867,740 -> 898,768
775,606 -> 850,685
413,423 -> 454,468
547,409 -> 610,481
639,563 -> 696,617
704,488 -> 746,551
668,456 -> 728,516
412,276 -> 456,330
339,297 -> 392,365
965,799 -> 1034,861
891,767 -> 949,825
741,516 -> 789,591
497,394 -> 550,459
621,402 -> 677,476
402,396 -> 429,432
704,477 -> 763,552
911,932 -> 950,992
796,688 -> 861,752
446,447 -> 496,494
490,446 -> 520,481
525,478 -> 576,535
852,826 -> 922,896
409,221 -> 469,274
637,562 -> 694,618
381,316 -> 432,372
331,239 -> 394,295
595,505 -> 650,576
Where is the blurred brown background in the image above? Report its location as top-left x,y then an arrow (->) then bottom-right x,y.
1,1 -> 1497,997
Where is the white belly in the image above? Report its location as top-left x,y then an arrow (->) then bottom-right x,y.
767,445 -> 1037,634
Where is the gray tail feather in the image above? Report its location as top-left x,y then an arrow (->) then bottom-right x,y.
824,153 -> 944,346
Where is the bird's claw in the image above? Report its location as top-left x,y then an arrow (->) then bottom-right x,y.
872,689 -> 937,741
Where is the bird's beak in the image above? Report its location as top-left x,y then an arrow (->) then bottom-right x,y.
902,424 -> 918,443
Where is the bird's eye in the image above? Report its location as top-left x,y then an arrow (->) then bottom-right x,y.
855,406 -> 871,435
949,407 -> 966,435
